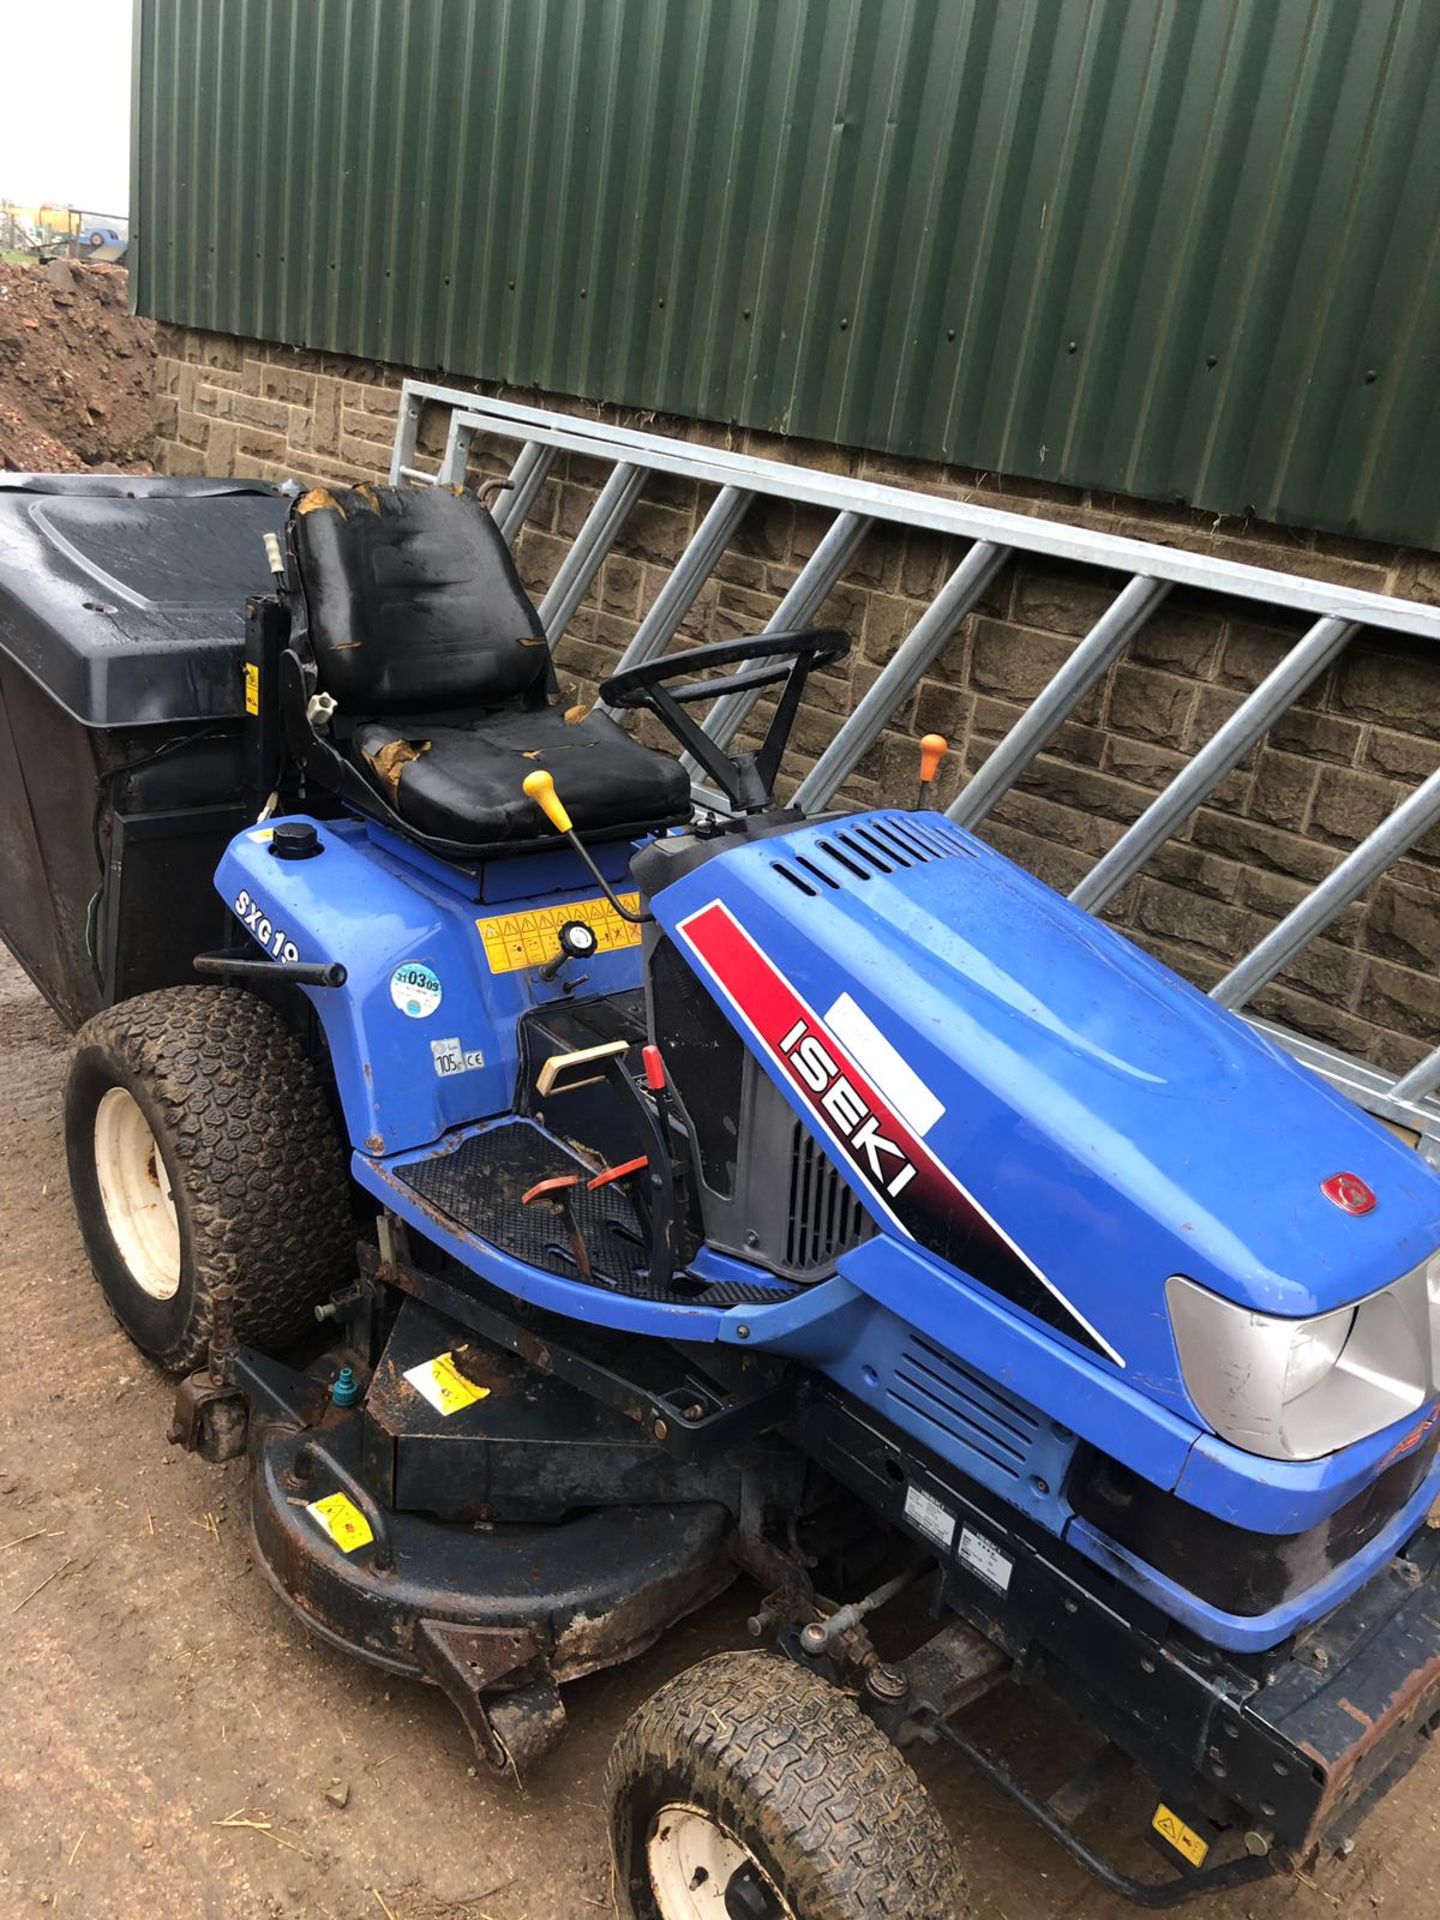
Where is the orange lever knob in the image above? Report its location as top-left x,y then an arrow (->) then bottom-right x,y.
918,733 -> 949,785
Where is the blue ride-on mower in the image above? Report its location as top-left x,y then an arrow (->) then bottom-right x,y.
17,476 -> 1440,1916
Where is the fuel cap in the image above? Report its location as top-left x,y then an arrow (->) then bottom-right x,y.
269,820 -> 321,860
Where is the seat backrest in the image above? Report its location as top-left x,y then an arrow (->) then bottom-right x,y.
290,483 -> 549,713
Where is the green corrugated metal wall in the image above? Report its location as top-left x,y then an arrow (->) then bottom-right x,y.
133,0 -> 1440,550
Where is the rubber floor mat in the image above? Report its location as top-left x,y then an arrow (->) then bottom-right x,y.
394,1120 -> 793,1307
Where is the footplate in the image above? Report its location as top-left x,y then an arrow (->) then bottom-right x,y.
393,1116 -> 790,1307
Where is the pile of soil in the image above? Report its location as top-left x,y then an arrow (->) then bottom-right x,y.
0,258 -> 157,471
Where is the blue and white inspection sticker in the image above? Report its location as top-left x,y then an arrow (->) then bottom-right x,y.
390,961 -> 442,1019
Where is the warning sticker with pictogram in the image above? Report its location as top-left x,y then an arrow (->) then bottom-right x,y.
1151,1804 -> 1209,1868
476,895 -> 642,973
403,1351 -> 491,1416
306,1492 -> 375,1553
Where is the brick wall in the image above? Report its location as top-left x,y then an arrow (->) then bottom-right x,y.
155,324 -> 1440,1082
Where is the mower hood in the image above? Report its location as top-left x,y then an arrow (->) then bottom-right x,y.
654,810 -> 1440,1408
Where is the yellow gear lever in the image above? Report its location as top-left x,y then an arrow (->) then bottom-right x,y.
523,768 -> 573,836
521,768 -> 651,927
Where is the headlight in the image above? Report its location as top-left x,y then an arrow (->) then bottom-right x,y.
1281,1307 -> 1355,1401
1167,1260 -> 1436,1462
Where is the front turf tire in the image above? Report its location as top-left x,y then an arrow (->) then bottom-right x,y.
606,1650 -> 967,1920
66,986 -> 353,1371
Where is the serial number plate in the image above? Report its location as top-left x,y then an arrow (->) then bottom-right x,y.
904,1484 -> 957,1551
957,1525 -> 1014,1593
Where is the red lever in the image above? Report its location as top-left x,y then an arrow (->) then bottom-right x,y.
642,1044 -> 667,1092
521,1174 -> 581,1206
587,1155 -> 649,1192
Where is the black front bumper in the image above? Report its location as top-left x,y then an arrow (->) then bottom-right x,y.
1238,1536 -> 1440,1854
796,1390 -> 1440,1868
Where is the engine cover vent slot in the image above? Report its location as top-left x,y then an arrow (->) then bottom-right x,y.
785,811 -> 975,889
785,1122 -> 873,1273
888,1336 -> 1044,1481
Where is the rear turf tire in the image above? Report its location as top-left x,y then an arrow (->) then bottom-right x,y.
65,986 -> 352,1371
606,1650 -> 967,1920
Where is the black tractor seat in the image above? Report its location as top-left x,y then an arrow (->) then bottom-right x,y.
353,708 -> 686,847
279,483 -> 689,857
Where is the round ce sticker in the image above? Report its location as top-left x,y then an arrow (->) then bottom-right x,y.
390,961 -> 442,1019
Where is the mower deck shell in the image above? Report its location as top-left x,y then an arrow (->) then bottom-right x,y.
361,1297 -> 766,1521
237,1342 -> 738,1687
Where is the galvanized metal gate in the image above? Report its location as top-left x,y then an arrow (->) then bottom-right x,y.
391,382 -> 1440,1161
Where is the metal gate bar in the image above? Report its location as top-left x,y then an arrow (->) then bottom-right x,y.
1213,765 -> 1440,1012
388,382 -> 1440,1158
389,381 -> 1440,636
495,444 -> 557,547
538,462 -> 646,644
792,542 -> 1010,813
1392,1036 -> 1440,1106
949,576 -> 1171,831
690,509 -> 873,766
594,485 -> 755,710
1069,617 -> 1358,913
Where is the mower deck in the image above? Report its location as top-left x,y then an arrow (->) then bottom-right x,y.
227,1300 -> 746,1773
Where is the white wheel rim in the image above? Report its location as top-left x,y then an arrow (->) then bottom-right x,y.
93,1087 -> 181,1300
646,1804 -> 794,1919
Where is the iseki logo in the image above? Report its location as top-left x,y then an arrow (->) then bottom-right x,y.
1321,1171 -> 1377,1215
778,1017 -> 917,1199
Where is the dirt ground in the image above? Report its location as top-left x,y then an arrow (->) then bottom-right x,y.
1,940 -> 1437,1918
0,260 -> 155,471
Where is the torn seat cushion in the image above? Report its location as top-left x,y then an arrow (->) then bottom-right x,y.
292,483 -> 550,713
353,707 -> 691,846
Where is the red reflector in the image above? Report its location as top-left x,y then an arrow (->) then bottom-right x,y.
641,1044 -> 666,1092
1379,1404 -> 1440,1472
1321,1172 -> 1376,1215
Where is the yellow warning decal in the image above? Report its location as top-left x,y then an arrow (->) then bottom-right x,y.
404,1351 -> 491,1417
244,661 -> 260,716
476,895 -> 642,974
1152,1805 -> 1209,1869
306,1492 -> 374,1554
